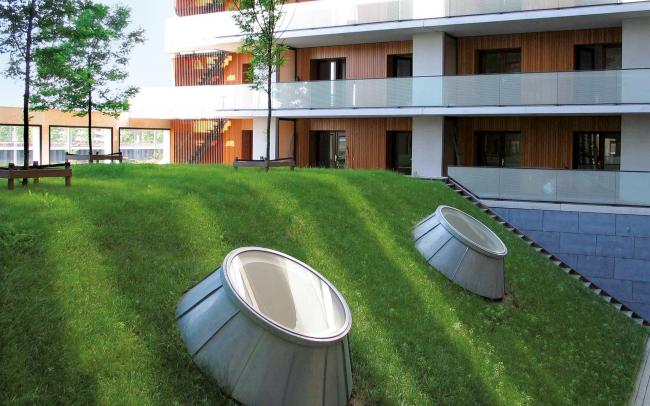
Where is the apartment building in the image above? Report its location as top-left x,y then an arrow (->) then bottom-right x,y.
129,0 -> 650,319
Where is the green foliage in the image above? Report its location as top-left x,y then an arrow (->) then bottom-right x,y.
232,0 -> 287,93
0,0 -> 75,82
31,1 -> 145,118
232,0 -> 288,161
0,166 -> 646,405
0,0 -> 78,167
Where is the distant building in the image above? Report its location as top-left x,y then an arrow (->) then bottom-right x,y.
0,107 -> 170,165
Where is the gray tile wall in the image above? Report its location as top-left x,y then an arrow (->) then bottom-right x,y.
493,207 -> 650,319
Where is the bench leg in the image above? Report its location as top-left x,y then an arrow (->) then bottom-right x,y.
65,175 -> 71,187
8,178 -> 14,190
33,177 -> 39,184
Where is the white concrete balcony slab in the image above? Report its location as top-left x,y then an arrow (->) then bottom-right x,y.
165,0 -> 650,53
128,69 -> 650,119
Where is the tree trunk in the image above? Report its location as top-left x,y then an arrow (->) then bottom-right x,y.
22,0 -> 36,183
265,71 -> 272,169
88,89 -> 93,156
264,0 -> 274,170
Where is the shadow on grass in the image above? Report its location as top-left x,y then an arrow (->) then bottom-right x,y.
3,166 -> 644,405
0,207 -> 98,404
342,173 -> 645,405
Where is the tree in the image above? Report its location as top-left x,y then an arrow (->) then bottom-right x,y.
232,0 -> 287,167
0,0 -> 76,173
32,1 -> 144,157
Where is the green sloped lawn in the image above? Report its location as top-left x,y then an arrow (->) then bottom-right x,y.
0,165 -> 646,405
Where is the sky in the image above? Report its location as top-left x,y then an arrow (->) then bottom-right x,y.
0,0 -> 174,107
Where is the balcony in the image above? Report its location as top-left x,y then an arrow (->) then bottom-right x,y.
129,69 -> 650,119
448,166 -> 650,206
165,0 -> 649,52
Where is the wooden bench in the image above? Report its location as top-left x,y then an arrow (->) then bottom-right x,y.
0,162 -> 72,190
233,158 -> 296,171
66,152 -> 123,163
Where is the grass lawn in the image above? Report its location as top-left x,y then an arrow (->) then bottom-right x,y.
0,165 -> 647,405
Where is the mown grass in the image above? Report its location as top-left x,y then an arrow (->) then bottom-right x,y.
0,164 -> 646,405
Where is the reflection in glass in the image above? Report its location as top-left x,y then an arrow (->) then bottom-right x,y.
49,126 -> 112,163
120,128 -> 170,164
0,125 -> 40,166
227,250 -> 347,339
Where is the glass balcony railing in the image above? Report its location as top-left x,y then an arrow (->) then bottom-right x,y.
448,166 -> 650,206
129,69 -> 650,118
272,69 -> 650,110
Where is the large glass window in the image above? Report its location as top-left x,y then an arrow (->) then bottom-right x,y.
119,128 -> 171,164
386,131 -> 412,175
309,131 -> 346,168
574,132 -> 621,170
575,44 -> 622,71
0,125 -> 41,166
476,132 -> 521,167
49,126 -> 112,164
310,59 -> 346,81
387,54 -> 413,78
478,49 -> 522,74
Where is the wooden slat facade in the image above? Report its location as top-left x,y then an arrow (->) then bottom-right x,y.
222,119 -> 253,164
454,116 -> 621,169
174,52 -> 227,86
224,53 -> 252,85
296,41 -> 413,81
294,118 -> 412,168
175,0 -> 311,17
175,0 -> 226,16
171,119 -> 225,164
456,28 -> 621,74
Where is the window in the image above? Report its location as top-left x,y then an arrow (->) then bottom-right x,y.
310,59 -> 346,81
386,131 -> 412,175
49,126 -> 112,164
387,54 -> 413,78
242,63 -> 251,84
309,131 -> 346,168
119,128 -> 171,164
0,125 -> 41,166
573,132 -> 621,170
575,44 -> 622,71
476,132 -> 521,167
478,49 -> 521,74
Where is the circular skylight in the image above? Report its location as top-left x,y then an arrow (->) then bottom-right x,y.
439,206 -> 507,257
224,249 -> 350,341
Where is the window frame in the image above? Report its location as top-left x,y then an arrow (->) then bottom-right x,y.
48,125 -> 114,163
475,131 -> 522,168
118,127 -> 171,164
309,58 -> 347,81
387,54 -> 413,78
573,131 -> 622,171
0,123 -> 43,166
574,43 -> 622,71
476,48 -> 522,74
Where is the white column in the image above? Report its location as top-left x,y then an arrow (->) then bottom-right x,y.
621,115 -> 650,172
253,117 -> 277,161
621,18 -> 650,172
413,32 -> 445,76
623,18 -> 650,69
412,116 -> 444,179
412,32 -> 446,179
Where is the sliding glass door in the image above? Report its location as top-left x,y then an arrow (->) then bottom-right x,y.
476,132 -> 521,167
310,131 -> 346,168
